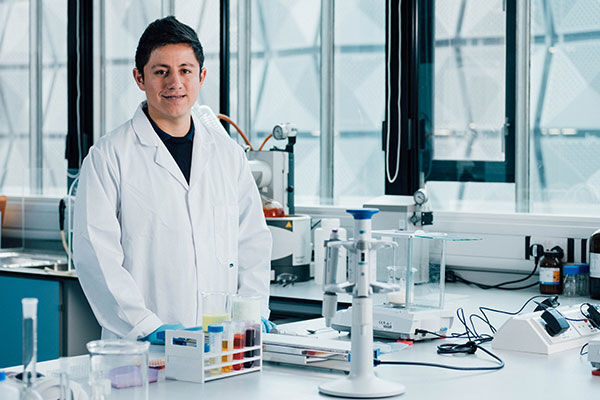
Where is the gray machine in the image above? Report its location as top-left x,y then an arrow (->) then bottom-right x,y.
247,124 -> 311,283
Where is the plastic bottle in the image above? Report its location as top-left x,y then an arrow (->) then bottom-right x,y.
0,372 -> 21,400
590,229 -> 600,299
539,249 -> 563,295
314,219 -> 346,285
577,264 -> 590,297
562,264 -> 578,297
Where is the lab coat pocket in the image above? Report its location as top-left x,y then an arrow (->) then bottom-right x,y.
214,204 -> 239,269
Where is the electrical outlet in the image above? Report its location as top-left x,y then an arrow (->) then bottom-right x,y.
527,236 -> 568,260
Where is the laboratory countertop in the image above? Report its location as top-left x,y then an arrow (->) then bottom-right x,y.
8,283 -> 600,399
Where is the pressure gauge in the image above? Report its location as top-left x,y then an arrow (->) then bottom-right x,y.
272,123 -> 297,140
413,188 -> 428,206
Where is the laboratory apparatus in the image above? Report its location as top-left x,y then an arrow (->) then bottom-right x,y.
247,124 -> 312,282
231,295 -> 261,323
314,219 -> 347,285
492,304 -> 600,354
202,292 -> 231,328
87,339 -> 149,399
330,231 -> 478,340
21,298 -> 44,400
266,214 -> 311,282
588,339 -> 600,374
319,208 -> 405,398
364,191 -> 433,284
165,326 -> 262,383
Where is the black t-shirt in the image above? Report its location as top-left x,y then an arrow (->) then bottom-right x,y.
143,106 -> 194,184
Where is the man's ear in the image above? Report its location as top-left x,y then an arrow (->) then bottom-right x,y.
199,67 -> 207,88
133,68 -> 145,90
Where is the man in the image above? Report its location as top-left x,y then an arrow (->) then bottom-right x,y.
73,16 -> 273,342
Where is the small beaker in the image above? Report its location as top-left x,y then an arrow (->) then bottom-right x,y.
202,292 -> 231,330
86,340 -> 149,400
231,295 -> 261,323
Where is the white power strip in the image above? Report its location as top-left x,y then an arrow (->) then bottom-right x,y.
492,304 -> 600,355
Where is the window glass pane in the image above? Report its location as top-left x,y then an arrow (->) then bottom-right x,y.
101,0 -> 219,135
0,0 -> 67,196
42,0 -> 68,195
250,0 -> 320,205
530,0 -> 600,216
334,0 -> 385,204
432,0 -> 506,162
428,0 -> 511,212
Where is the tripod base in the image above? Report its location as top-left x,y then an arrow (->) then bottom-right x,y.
319,375 -> 405,398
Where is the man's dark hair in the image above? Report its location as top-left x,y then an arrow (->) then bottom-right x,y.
135,16 -> 204,77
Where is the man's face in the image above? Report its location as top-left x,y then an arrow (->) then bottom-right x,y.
133,43 -> 206,124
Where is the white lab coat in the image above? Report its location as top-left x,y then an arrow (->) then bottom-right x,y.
73,102 -> 272,340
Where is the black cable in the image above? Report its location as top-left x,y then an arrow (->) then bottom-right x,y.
375,341 -> 504,371
580,343 -> 589,356
471,295 -> 552,336
446,255 -> 541,291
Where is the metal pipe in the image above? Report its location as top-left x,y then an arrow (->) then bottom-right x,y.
319,0 -> 334,203
29,0 -> 43,193
237,0 -> 251,137
161,0 -> 175,16
515,0 -> 531,212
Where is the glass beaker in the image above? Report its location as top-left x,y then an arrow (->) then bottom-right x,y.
86,340 -> 149,400
202,292 -> 231,329
231,295 -> 261,323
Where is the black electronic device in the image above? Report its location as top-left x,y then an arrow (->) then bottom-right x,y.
540,308 -> 569,336
533,296 -> 559,312
585,304 -> 600,329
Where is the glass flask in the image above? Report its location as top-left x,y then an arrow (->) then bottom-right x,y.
86,340 -> 149,400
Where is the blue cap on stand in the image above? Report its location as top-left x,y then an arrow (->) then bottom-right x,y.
0,371 -> 6,381
346,209 -> 379,220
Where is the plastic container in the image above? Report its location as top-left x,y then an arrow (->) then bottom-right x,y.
0,372 -> 21,400
539,249 -> 563,295
87,340 -> 149,400
207,325 -> 223,375
314,219 -> 347,285
577,264 -> 590,297
562,264 -> 578,297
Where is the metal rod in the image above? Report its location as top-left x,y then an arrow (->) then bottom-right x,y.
515,0 -> 531,212
29,0 -> 43,193
319,0 -> 334,203
237,0 -> 251,137
161,0 -> 175,16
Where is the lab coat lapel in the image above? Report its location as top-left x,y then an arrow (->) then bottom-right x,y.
131,103 -> 190,190
189,108 -> 216,188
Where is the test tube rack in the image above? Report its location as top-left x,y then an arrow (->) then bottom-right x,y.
165,328 -> 262,383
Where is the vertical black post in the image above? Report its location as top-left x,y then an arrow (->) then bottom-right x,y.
220,0 -> 230,132
385,0 -> 434,195
66,0 -> 93,183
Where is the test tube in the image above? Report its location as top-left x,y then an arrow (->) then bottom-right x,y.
221,322 -> 232,373
243,323 -> 259,368
207,325 -> 223,375
233,322 -> 245,371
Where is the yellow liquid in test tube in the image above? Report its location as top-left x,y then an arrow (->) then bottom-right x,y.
203,313 -> 230,330
222,339 -> 232,372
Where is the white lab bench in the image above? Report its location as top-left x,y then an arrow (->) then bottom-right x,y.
9,282 -> 600,399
